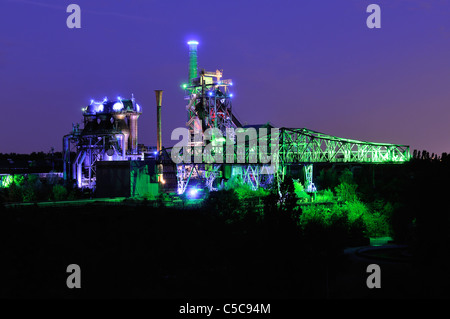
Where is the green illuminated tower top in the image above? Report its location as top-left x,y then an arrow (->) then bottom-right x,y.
187,40 -> 199,85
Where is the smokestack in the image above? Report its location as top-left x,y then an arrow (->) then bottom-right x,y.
129,113 -> 139,154
187,40 -> 199,85
155,90 -> 164,185
155,90 -> 163,152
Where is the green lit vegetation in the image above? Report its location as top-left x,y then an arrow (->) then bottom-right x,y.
2,149 -> 450,298
0,174 -> 87,204
205,168 -> 393,243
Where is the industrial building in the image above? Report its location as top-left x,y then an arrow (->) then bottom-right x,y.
62,95 -> 159,197
62,41 -> 411,199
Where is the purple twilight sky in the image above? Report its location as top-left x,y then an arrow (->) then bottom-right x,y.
1,0 -> 450,155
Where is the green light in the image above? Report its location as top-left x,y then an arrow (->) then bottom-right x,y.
1,175 -> 13,188
181,83 -> 188,89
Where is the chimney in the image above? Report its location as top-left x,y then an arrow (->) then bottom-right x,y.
155,90 -> 163,152
129,113 -> 139,154
187,40 -> 199,85
155,90 -> 164,185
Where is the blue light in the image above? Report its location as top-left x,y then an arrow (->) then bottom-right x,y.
229,93 -> 234,98
154,151 -> 158,156
188,188 -> 199,198
97,104 -> 104,112
229,82 -> 233,86
208,92 -> 213,97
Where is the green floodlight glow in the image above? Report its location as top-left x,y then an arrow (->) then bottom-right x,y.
181,83 -> 188,89
1,175 -> 13,188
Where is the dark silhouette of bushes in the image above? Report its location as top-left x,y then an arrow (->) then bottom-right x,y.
204,189 -> 241,220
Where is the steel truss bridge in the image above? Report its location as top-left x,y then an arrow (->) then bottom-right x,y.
278,128 -> 410,164
160,127 -> 410,194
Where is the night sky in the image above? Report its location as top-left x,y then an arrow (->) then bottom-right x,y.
1,0 -> 450,155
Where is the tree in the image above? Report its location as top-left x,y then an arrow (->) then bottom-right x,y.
279,176 -> 298,213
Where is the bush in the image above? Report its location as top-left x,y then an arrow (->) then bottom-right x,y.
335,182 -> 358,202
299,203 -> 364,249
204,189 -> 241,220
7,182 -> 23,202
344,200 -> 390,237
299,204 -> 335,227
363,210 -> 390,237
13,175 -> 25,186
293,179 -> 309,202
315,189 -> 334,202
52,184 -> 68,201
345,200 -> 368,222
22,185 -> 36,202
21,175 -> 43,202
224,175 -> 269,200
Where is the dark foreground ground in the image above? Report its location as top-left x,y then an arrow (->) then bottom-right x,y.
0,202 -> 449,300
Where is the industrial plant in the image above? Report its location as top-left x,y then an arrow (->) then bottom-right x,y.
60,41 -> 411,199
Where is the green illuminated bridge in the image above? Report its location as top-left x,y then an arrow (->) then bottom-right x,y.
161,126 -> 410,194
278,127 -> 410,164
163,127 -> 410,165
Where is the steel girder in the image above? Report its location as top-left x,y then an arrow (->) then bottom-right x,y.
278,128 -> 410,165
163,127 -> 410,194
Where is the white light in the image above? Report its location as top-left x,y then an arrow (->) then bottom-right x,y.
97,104 -> 104,112
229,93 -> 234,98
136,104 -> 141,112
189,188 -> 199,198
113,102 -> 123,111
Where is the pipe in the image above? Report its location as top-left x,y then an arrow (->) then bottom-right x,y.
62,134 -> 72,182
77,151 -> 86,188
72,149 -> 83,181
